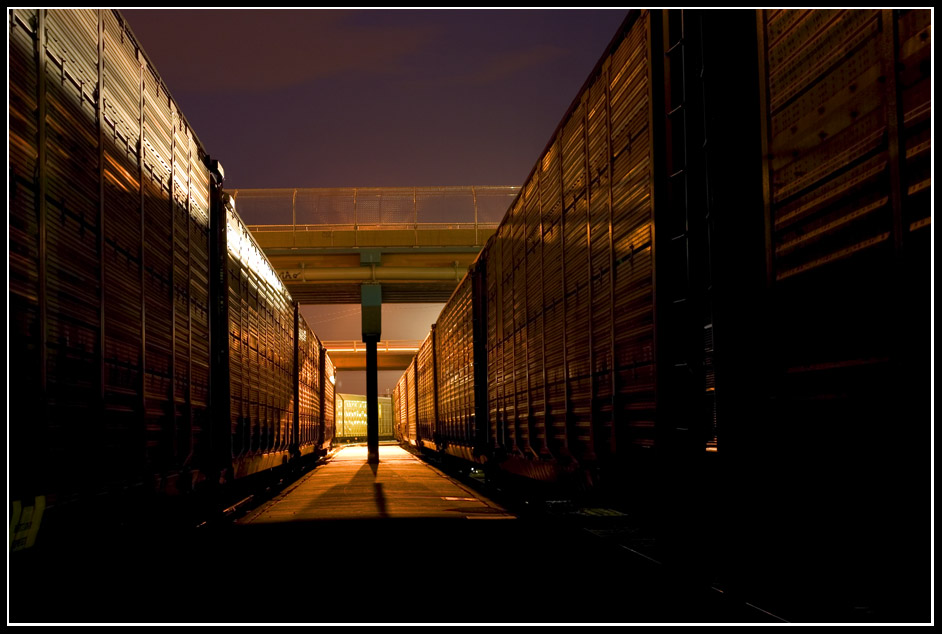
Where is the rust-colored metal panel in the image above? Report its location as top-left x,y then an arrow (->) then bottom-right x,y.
499,209 -> 518,452
44,11 -> 102,458
141,63 -> 173,463
11,9 -> 347,512
406,357 -> 417,444
187,152 -> 212,466
142,163 -> 173,469
562,98 -> 593,462
416,332 -> 436,449
896,10 -> 931,241
610,15 -> 657,450
765,10 -> 892,277
406,10 -> 655,481
297,312 -> 322,453
540,139 -> 566,459
525,171 -> 548,457
587,59 -> 616,461
470,259 -> 490,456
9,9 -> 44,502
392,382 -> 402,442
323,351 -> 336,443
100,10 -> 149,482
224,197 -> 296,473
9,9 -> 229,502
485,237 -> 503,451
436,273 -> 475,458
510,192 -> 531,456
760,9 -> 905,421
895,10 -> 931,438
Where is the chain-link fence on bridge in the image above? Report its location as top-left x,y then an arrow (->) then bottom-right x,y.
230,186 -> 519,229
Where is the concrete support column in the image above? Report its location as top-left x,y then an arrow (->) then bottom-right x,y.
361,282 -> 382,464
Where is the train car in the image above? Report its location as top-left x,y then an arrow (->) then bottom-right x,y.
393,367 -> 408,444
394,8 -> 929,611
398,9 -> 664,484
9,9 -> 337,548
209,182 -> 337,484
322,349 -> 337,448
431,264 -> 486,464
744,8 -> 931,607
414,332 -> 437,451
214,192 -> 298,480
397,5 -> 930,480
756,7 -> 931,474
9,9 -> 216,523
395,357 -> 418,447
334,394 -> 394,441
392,380 -> 401,442
296,307 -> 332,458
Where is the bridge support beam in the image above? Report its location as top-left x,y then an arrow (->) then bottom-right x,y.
361,283 -> 382,464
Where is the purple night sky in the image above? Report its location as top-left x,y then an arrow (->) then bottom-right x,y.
121,9 -> 628,189
120,8 -> 629,394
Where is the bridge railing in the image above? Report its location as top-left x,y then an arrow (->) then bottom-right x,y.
246,222 -> 499,232
245,221 -> 501,249
230,185 -> 519,228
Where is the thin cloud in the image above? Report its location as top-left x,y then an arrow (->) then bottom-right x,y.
125,9 -> 442,93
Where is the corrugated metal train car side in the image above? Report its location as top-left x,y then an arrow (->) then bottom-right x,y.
322,350 -> 337,446
433,272 -> 478,463
393,373 -> 404,443
392,11 -> 661,484
469,10 -> 659,484
9,9 -> 339,545
296,309 -> 326,458
9,8 -> 44,510
745,9 -> 931,605
415,333 -> 437,451
393,9 -> 930,503
217,193 -> 297,479
393,358 -> 417,446
8,10 -> 216,518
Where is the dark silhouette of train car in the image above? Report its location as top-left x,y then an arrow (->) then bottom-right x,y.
394,9 -> 930,621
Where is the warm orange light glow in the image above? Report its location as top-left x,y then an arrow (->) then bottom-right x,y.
324,340 -> 424,353
104,152 -> 139,188
103,169 -> 130,193
910,216 -> 930,231
328,347 -> 419,353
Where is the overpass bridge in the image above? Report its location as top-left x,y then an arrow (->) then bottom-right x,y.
237,186 -> 518,304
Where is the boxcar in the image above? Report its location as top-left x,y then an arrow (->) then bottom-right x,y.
394,7 -> 930,616
415,332 -> 437,452
396,5 -> 930,491
9,9 -> 216,507
297,309 -> 334,457
394,357 -> 418,447
9,9 -> 337,545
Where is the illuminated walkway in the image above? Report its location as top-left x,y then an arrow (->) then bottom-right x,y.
238,445 -> 513,522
